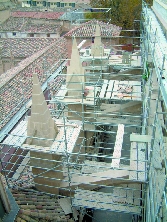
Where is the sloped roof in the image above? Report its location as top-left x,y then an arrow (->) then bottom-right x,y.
1,38 -> 57,58
12,189 -> 71,222
22,23 -> 61,33
0,17 -> 61,33
11,11 -> 64,20
3,168 -> 72,222
0,17 -> 26,32
65,20 -> 122,37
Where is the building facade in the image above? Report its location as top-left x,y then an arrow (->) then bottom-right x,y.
19,0 -> 90,8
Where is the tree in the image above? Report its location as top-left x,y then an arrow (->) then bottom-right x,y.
88,0 -> 153,30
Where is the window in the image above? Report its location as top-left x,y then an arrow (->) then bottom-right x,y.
60,3 -> 64,7
71,3 -> 75,7
12,32 -> 16,36
57,2 -> 60,7
47,33 -> 50,37
30,33 -> 34,37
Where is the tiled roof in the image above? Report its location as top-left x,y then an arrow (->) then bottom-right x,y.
5,162 -> 73,222
11,11 -> 64,20
0,17 -> 27,32
2,164 -> 72,222
12,189 -> 72,222
0,17 -> 61,33
0,37 -> 67,130
65,20 -> 122,37
1,38 -> 57,58
22,23 -> 61,33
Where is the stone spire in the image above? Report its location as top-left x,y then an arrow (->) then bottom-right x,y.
91,23 -> 104,57
27,73 -> 58,147
66,37 -> 85,98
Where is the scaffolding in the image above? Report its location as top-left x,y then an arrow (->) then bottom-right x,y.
0,1 -> 167,221
141,1 -> 167,221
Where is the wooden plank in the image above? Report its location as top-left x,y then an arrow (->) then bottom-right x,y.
13,152 -> 30,180
99,80 -> 108,98
130,134 -> 151,143
100,101 -> 141,113
3,120 -> 27,146
77,40 -> 86,49
59,198 -> 79,220
111,124 -> 124,168
106,80 -> 114,99
61,98 -> 94,105
59,198 -> 72,214
61,168 -> 129,189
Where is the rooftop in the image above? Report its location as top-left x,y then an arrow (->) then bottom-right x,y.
1,38 -> 57,58
65,20 -> 122,37
11,11 -> 65,20
0,17 -> 61,33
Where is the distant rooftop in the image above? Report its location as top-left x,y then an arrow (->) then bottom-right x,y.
65,20 -> 122,37
0,17 -> 61,33
11,11 -> 64,20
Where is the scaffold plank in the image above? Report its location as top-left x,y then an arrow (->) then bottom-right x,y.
111,124 -> 124,168
58,198 -> 72,215
3,120 -> 27,146
130,134 -> 151,142
61,168 -> 129,189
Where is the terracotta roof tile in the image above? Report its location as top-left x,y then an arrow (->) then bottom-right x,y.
65,20 -> 122,37
0,37 -> 67,130
12,189 -> 73,222
0,17 -> 61,33
11,12 -> 64,20
1,38 -> 57,58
